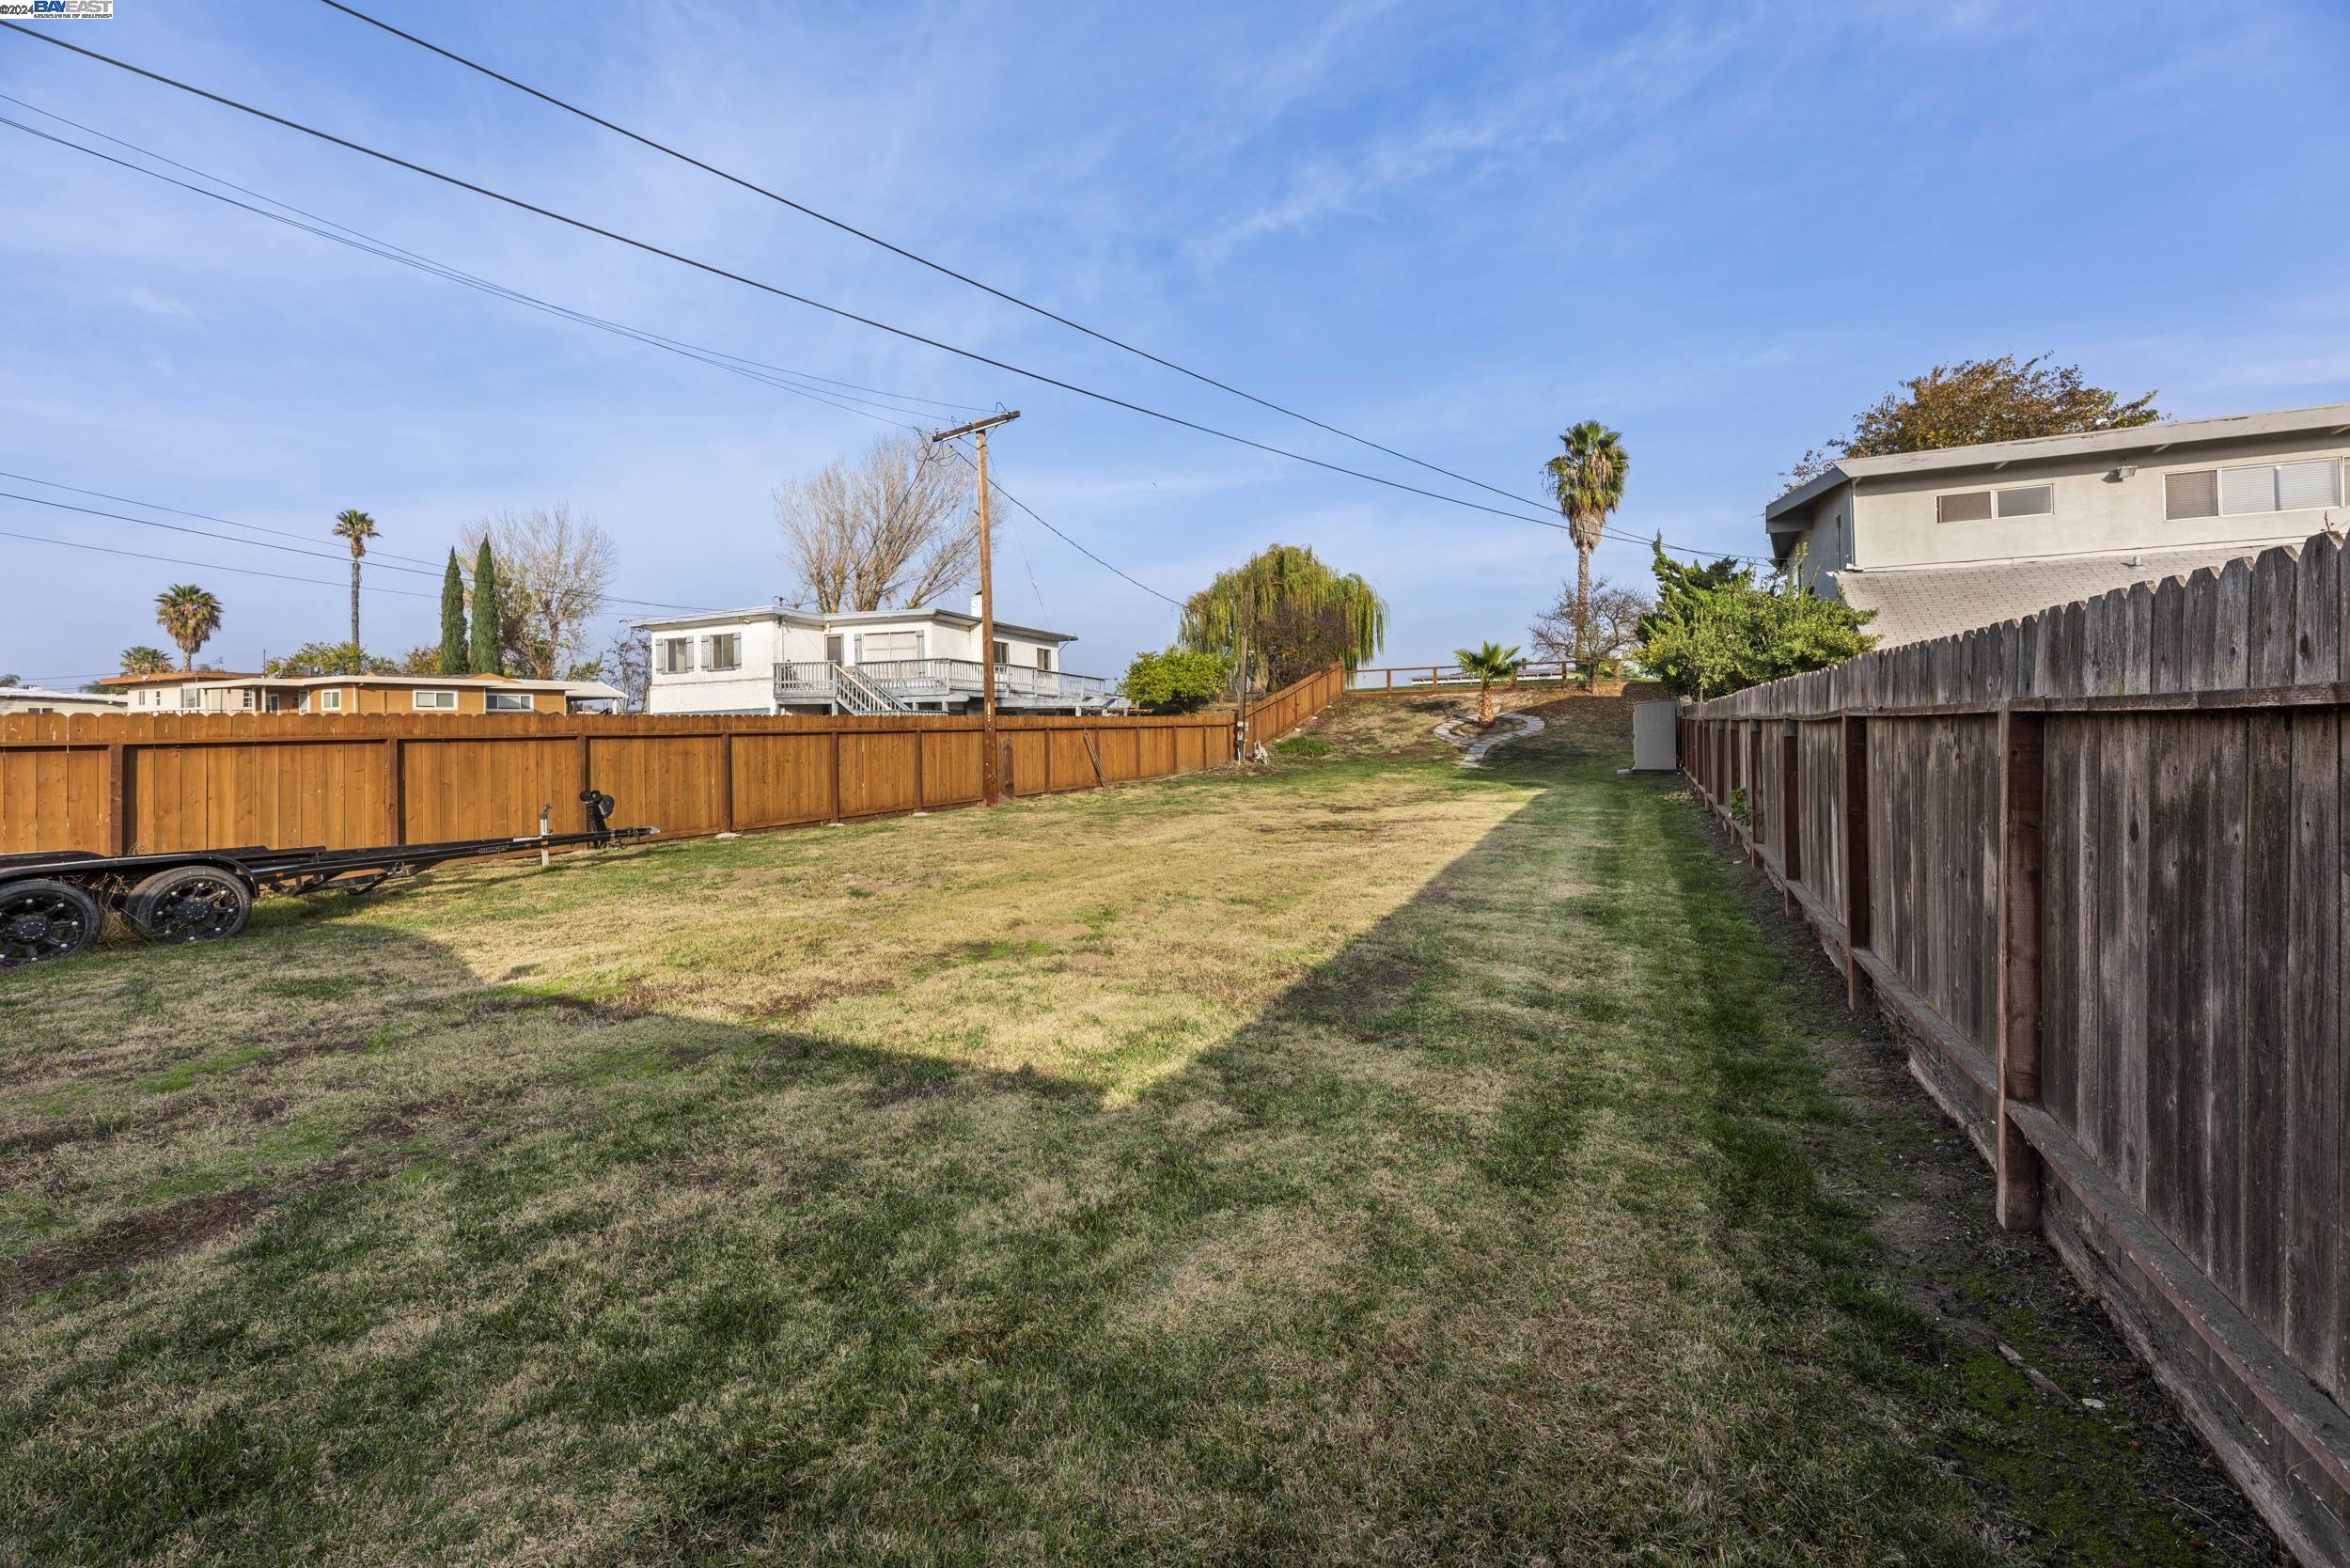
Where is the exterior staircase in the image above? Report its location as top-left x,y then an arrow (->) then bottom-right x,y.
829,663 -> 910,716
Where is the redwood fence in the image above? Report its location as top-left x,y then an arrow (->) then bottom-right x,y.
0,668 -> 1343,859
1682,530 -> 2350,1565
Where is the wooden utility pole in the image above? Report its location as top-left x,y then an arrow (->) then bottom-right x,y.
929,410 -> 1021,805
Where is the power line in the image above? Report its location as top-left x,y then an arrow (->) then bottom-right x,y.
0,110 -> 990,432
3,27 -> 1603,541
0,103 -> 1206,612
0,91 -> 996,420
940,443 -> 1183,609
310,0 -> 1582,522
0,467 -> 448,570
0,486 -> 720,613
5,50 -> 1767,569
0,525 -> 443,597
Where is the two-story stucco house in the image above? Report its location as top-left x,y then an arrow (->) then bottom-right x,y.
630,597 -> 1113,716
1765,401 -> 2350,646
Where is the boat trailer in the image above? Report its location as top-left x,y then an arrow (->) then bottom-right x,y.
0,788 -> 656,968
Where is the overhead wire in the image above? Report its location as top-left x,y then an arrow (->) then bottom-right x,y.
1,100 -> 1194,609
1,27 -> 1628,540
308,0 -> 1610,522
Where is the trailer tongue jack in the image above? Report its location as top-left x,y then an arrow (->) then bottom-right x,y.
0,787 -> 656,969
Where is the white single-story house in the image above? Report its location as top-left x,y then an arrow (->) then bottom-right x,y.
97,670 -> 624,715
0,685 -> 129,717
1764,401 -> 2350,647
629,597 -> 1116,716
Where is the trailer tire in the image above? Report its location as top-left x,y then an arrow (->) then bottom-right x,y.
127,866 -> 252,946
0,879 -> 104,967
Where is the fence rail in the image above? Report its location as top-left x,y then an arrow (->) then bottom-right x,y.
0,668 -> 1344,859
1681,530 -> 2350,1566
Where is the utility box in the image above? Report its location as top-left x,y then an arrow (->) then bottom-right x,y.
1630,699 -> 1680,774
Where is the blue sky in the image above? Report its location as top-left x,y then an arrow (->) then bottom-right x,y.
5,0 -> 2347,688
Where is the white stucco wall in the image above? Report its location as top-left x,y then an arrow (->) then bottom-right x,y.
639,608 -> 1075,713
645,614 -> 788,714
1848,437 -> 2348,572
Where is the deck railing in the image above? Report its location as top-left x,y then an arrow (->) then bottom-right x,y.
776,659 -> 1109,710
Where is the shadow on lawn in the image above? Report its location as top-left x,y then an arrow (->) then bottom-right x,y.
0,729 -> 2277,1566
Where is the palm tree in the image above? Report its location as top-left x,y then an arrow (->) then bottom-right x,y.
119,645 -> 173,676
1543,422 -> 1629,686
1454,641 -> 1523,726
154,585 -> 223,670
332,509 -> 378,652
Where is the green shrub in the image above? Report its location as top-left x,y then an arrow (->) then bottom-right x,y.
1121,647 -> 1232,713
1275,735 -> 1332,759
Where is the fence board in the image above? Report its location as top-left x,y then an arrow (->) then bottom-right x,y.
1680,529 -> 2350,1565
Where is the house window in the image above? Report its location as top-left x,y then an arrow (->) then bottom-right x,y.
703,633 -> 741,672
861,630 -> 919,664
1935,490 -> 1992,524
825,634 -> 845,665
2165,470 -> 2219,521
2170,460 -> 2343,520
1936,486 -> 2051,523
486,692 -> 532,713
318,690 -> 343,712
657,637 -> 695,674
992,639 -> 1010,666
1036,647 -> 1053,671
413,690 -> 458,711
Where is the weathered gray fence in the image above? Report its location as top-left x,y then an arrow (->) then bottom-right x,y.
1683,529 -> 2350,1566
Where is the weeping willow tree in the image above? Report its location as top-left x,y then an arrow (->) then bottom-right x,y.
1178,543 -> 1386,690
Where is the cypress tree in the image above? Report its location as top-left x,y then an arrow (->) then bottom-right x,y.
469,540 -> 505,677
438,549 -> 469,674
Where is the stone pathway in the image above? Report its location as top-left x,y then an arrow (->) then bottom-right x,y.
1433,712 -> 1544,766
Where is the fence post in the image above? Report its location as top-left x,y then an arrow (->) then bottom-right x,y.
1841,714 -> 1871,1011
382,737 -> 404,845
1994,706 -> 2046,1231
1780,718 -> 1801,916
719,730 -> 736,832
105,743 -> 129,856
1746,722 -> 1762,864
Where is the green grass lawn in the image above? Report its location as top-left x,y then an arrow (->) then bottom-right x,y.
0,700 -> 2273,1564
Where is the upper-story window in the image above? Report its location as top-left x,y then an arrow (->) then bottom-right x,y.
1936,485 -> 2053,525
2166,459 -> 2342,521
702,633 -> 741,672
657,637 -> 695,674
179,687 -> 201,709
414,689 -> 459,711
1036,647 -> 1053,671
992,639 -> 1010,666
485,691 -> 533,712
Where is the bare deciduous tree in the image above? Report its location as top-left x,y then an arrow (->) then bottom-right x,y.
1532,576 -> 1651,676
775,432 -> 978,612
460,503 -> 618,680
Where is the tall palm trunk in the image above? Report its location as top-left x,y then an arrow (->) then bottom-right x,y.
1574,541 -> 1591,687
349,559 -> 362,652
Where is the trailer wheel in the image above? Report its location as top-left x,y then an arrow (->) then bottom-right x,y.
128,866 -> 253,945
0,880 -> 103,967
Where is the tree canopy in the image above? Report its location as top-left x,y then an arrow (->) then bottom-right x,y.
154,584 -> 222,671
1788,354 -> 2159,484
1120,648 -> 1232,713
118,646 -> 173,677
1178,543 -> 1385,689
263,641 -> 397,678
469,540 -> 505,678
439,550 -> 469,675
1635,543 -> 1874,699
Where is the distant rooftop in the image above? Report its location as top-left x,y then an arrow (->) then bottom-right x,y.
1832,541 -> 2295,649
1767,400 -> 2350,522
